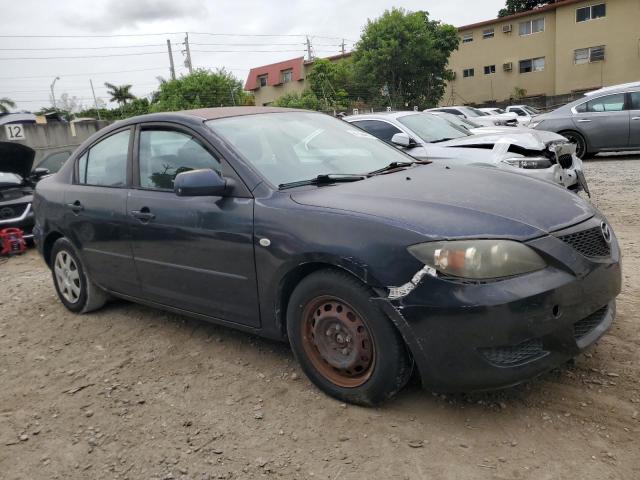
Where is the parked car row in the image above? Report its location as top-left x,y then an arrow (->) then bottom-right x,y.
32,106 -> 621,405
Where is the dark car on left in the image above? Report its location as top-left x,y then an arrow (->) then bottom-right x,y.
0,142 -> 48,239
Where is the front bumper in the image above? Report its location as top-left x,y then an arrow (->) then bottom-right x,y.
377,219 -> 621,392
0,202 -> 35,239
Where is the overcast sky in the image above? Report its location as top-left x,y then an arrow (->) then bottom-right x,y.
0,0 -> 505,112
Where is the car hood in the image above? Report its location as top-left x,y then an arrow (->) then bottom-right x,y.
290,164 -> 593,240
0,141 -> 35,179
438,130 -> 565,151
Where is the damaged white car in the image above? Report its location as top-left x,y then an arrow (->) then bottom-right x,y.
345,111 -> 587,193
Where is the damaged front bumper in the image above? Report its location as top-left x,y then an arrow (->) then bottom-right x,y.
374,226 -> 621,393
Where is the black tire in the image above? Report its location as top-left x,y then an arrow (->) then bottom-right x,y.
286,269 -> 412,406
560,130 -> 589,159
50,237 -> 109,314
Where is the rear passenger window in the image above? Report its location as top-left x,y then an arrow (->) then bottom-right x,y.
138,130 -> 221,190
78,130 -> 130,186
631,92 -> 640,110
585,93 -> 626,112
351,120 -> 402,143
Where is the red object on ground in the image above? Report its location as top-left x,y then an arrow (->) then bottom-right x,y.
0,228 -> 26,256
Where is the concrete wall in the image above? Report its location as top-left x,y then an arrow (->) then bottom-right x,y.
443,0 -> 640,105
0,121 -> 109,166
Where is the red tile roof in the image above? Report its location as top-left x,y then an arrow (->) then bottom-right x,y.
458,0 -> 584,31
244,57 -> 305,91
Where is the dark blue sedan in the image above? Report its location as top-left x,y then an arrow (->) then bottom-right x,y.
33,107 -> 621,405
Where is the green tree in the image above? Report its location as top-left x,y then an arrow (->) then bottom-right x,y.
150,68 -> 249,112
0,97 -> 16,114
272,90 -> 320,110
306,58 -> 354,110
104,82 -> 136,106
352,8 -> 459,109
498,0 -> 554,17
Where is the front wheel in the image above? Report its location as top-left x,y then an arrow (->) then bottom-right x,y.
560,130 -> 589,159
287,270 -> 412,406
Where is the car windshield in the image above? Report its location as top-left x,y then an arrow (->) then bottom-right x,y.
435,112 -> 482,130
0,172 -> 23,186
396,113 -> 470,142
522,106 -> 539,115
207,112 -> 418,187
464,107 -> 488,117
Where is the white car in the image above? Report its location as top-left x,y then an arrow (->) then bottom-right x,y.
506,105 -> 541,126
345,111 -> 586,193
426,106 -> 518,127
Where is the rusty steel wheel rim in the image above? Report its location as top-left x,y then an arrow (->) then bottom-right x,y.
301,295 -> 376,388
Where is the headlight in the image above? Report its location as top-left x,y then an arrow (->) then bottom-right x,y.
408,240 -> 546,279
503,157 -> 553,169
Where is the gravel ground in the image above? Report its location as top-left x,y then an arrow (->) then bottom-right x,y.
1,156 -> 639,480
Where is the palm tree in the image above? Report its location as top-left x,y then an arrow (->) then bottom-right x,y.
104,83 -> 136,106
0,97 -> 16,114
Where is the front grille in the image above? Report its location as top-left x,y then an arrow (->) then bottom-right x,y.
558,227 -> 610,258
573,306 -> 608,340
480,338 -> 546,367
0,203 -> 28,220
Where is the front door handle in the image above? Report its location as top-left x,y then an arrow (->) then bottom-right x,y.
632,117 -> 640,121
130,207 -> 155,222
576,119 -> 592,123
66,200 -> 84,213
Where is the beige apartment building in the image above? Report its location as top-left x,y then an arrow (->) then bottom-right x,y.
442,0 -> 640,105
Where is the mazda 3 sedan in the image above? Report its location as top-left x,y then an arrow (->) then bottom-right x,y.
33,107 -> 621,405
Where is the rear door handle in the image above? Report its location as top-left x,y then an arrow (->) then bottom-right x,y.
130,208 -> 155,222
66,201 -> 84,213
632,117 -> 640,121
576,119 -> 592,123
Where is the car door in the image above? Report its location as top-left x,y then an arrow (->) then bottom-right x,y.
572,93 -> 630,150
127,124 -> 260,327
64,127 -> 140,295
629,91 -> 640,148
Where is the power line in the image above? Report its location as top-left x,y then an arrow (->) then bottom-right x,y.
0,52 -> 168,60
0,67 -> 166,80
0,44 -> 166,51
0,32 -> 183,38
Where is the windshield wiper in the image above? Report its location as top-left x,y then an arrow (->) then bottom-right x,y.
279,174 -> 367,190
367,161 -> 414,176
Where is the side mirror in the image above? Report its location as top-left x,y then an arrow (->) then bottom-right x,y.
31,167 -> 50,180
391,132 -> 416,148
174,168 -> 228,197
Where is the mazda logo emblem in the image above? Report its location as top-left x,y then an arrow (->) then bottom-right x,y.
601,222 -> 612,244
0,207 -> 14,219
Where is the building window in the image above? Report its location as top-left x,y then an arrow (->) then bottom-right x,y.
463,68 -> 475,78
482,28 -> 495,39
462,33 -> 473,43
258,74 -> 268,87
484,65 -> 496,75
519,57 -> 545,73
575,45 -> 606,64
519,17 -> 545,36
576,3 -> 606,22
281,69 -> 292,83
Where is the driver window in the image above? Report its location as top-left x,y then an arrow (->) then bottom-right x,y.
351,120 -> 402,143
585,94 -> 625,113
139,129 -> 221,190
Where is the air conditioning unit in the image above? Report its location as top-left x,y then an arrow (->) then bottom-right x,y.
503,62 -> 513,72
502,24 -> 513,33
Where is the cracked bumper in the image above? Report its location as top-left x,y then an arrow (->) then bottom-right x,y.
375,234 -> 621,393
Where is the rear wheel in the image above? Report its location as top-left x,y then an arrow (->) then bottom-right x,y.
287,269 -> 412,405
560,130 -> 589,159
51,238 -> 109,313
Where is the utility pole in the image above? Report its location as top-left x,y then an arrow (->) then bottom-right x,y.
167,39 -> 176,80
50,76 -> 60,110
306,36 -> 313,62
89,79 -> 101,120
340,39 -> 345,55
229,86 -> 236,106
183,33 -> 193,74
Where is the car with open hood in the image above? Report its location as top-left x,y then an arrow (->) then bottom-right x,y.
0,141 -> 48,239
344,111 -> 586,193
34,107 -> 620,405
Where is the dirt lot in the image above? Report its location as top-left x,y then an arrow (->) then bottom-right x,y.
1,156 -> 639,480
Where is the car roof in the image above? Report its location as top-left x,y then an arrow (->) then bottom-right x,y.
344,111 -> 424,121
585,81 -> 640,96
